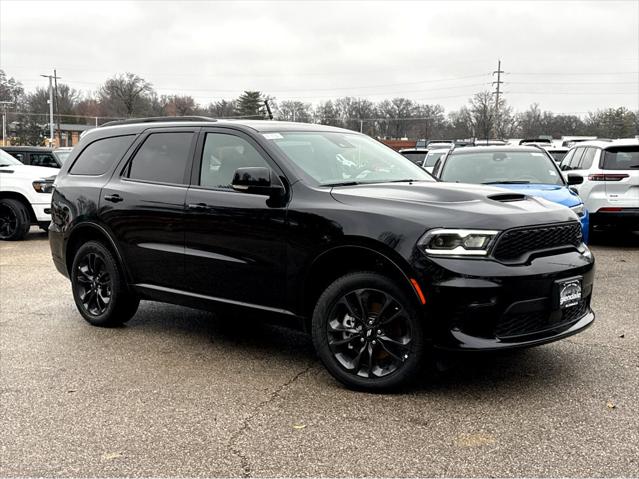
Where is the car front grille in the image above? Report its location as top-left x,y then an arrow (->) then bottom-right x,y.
492,222 -> 582,262
495,299 -> 590,339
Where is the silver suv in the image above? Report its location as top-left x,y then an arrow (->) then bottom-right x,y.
560,139 -> 639,231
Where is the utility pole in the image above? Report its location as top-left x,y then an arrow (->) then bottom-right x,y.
54,69 -> 62,146
40,72 -> 61,147
492,59 -> 504,138
0,101 -> 13,146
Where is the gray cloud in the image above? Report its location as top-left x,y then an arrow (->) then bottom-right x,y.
1,0 -> 637,114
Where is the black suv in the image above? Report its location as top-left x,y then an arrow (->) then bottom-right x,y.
50,118 -> 595,391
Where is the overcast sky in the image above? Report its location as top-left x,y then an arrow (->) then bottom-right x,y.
1,0 -> 638,115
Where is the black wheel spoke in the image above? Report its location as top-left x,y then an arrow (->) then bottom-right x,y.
366,342 -> 375,377
329,334 -> 362,347
378,308 -> 404,326
337,297 -> 359,321
377,338 -> 407,363
351,290 -> 367,320
350,343 -> 367,371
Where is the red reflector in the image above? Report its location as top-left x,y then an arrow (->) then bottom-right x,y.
588,173 -> 629,181
410,278 -> 426,305
598,207 -> 623,212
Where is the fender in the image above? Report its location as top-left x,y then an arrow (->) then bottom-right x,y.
65,221 -> 134,283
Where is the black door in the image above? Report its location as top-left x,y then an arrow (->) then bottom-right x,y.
183,129 -> 288,310
100,128 -> 197,288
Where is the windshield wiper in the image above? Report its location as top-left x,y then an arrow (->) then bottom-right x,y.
386,179 -> 421,183
482,180 -> 532,184
321,181 -> 362,187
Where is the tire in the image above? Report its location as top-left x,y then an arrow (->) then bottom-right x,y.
71,241 -> 139,327
312,272 -> 426,392
0,198 -> 31,241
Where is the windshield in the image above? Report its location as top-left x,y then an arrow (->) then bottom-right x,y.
424,151 -> 445,167
0,149 -> 23,166
400,151 -> 427,165
54,150 -> 71,163
440,150 -> 564,185
269,132 -> 434,185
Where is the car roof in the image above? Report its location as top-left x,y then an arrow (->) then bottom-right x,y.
0,146 -> 54,152
91,118 -> 351,137
449,145 -> 546,154
399,148 -> 429,153
573,139 -> 639,149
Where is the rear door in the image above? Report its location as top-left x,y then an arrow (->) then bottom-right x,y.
601,145 -> 639,207
100,128 -> 197,288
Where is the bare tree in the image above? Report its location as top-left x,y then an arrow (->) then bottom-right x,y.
99,73 -> 153,117
276,100 -> 313,122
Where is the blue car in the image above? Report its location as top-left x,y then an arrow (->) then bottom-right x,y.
432,146 -> 589,243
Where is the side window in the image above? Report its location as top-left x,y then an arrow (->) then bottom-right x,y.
199,133 -> 270,189
567,147 -> 585,170
126,132 -> 194,185
578,147 -> 596,170
7,151 -> 25,162
70,135 -> 134,175
559,148 -> 575,171
30,153 -> 58,168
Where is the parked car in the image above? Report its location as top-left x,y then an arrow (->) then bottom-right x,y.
421,148 -> 449,173
474,139 -> 508,146
50,118 -> 595,391
426,140 -> 454,150
0,149 -> 56,240
53,147 -> 74,164
544,146 -> 570,163
398,148 -> 429,166
1,146 -> 62,168
519,138 -> 553,146
432,146 -> 589,242
559,139 -> 638,231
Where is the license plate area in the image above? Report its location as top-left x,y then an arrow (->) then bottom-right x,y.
555,276 -> 582,309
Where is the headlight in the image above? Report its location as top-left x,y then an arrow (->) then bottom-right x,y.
570,204 -> 585,217
32,179 -> 55,193
418,228 -> 499,256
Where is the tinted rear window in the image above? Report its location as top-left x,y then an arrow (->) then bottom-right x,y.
602,146 -> 639,170
70,135 -> 134,175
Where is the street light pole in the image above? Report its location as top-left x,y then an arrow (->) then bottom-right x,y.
0,101 -> 13,146
40,72 -> 61,147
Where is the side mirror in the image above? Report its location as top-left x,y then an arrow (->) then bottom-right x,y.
567,174 -> 583,186
231,167 -> 284,197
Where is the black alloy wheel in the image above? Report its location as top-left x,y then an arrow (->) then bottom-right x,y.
0,199 -> 30,241
312,272 -> 426,391
327,288 -> 412,378
71,241 -> 139,327
75,252 -> 112,316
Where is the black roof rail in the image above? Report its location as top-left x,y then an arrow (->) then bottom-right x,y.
100,116 -> 217,128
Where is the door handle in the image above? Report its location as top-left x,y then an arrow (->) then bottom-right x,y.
187,202 -> 210,211
104,194 -> 123,203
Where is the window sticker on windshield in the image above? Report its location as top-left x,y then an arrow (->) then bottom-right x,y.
262,133 -> 283,140
531,152 -> 544,156
549,170 -> 557,176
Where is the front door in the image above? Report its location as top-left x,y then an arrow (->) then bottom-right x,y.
183,129 -> 288,311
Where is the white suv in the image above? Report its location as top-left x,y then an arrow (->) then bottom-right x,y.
0,149 -> 56,240
559,139 -> 639,231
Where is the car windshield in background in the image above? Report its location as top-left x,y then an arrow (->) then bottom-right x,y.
440,150 -> 564,185
0,149 -> 22,166
424,151 -> 445,167
269,132 -> 434,185
602,147 -> 639,170
401,151 -> 428,165
54,151 -> 71,163
548,151 -> 568,162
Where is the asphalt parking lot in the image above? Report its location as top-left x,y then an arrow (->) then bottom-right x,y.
1,230 -> 638,477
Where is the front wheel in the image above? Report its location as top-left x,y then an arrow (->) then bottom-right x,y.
312,272 -> 427,391
71,241 -> 139,327
0,198 -> 31,241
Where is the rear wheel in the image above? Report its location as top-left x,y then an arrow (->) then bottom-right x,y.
71,241 -> 139,327
312,272 -> 426,391
0,198 -> 31,241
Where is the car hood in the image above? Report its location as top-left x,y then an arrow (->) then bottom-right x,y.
489,183 -> 582,208
330,181 -> 579,230
0,164 -> 58,180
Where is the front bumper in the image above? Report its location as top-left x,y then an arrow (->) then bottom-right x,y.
31,203 -> 52,223
412,248 -> 595,351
